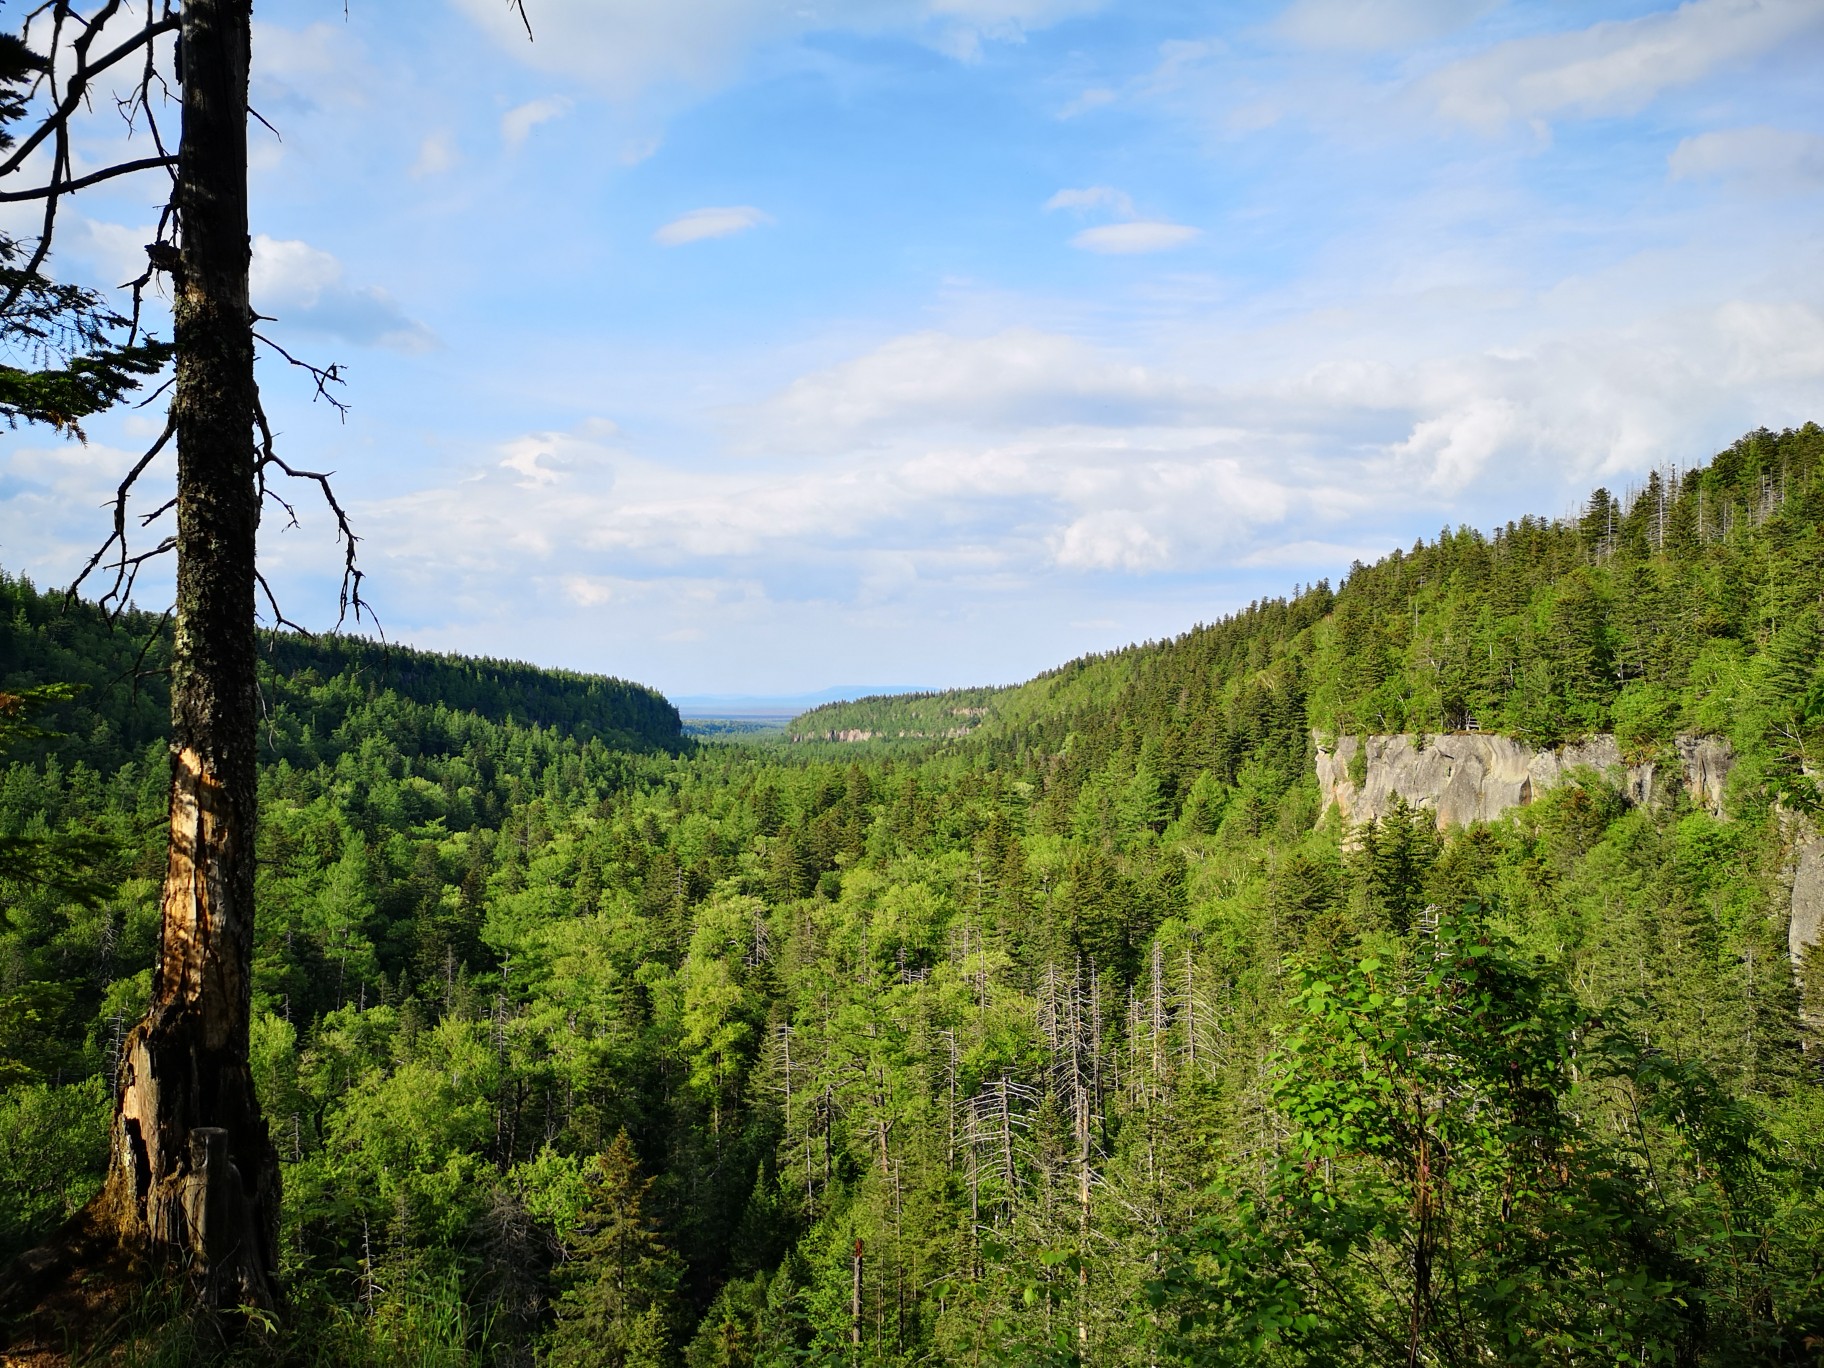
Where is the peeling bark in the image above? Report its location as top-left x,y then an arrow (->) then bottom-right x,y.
93,0 -> 279,1310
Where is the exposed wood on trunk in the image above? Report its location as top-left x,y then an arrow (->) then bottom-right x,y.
93,0 -> 279,1310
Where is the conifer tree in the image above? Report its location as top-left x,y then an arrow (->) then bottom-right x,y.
551,1131 -> 681,1368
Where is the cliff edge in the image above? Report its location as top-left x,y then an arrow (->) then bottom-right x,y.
1313,730 -> 1824,961
1314,731 -> 1734,830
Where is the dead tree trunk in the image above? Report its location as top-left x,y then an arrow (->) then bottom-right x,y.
95,0 -> 279,1309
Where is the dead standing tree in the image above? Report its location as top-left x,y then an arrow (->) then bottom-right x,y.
0,0 -> 411,1319
92,0 -> 283,1308
0,0 -> 536,1325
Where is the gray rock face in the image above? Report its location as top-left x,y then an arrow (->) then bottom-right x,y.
1791,827 -> 1824,963
1307,731 -> 1824,961
1677,735 -> 1737,816
1314,731 -> 1734,835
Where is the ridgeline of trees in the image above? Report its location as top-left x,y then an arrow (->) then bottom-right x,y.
0,570 -> 682,771
3,425 -> 1824,1364
799,422 -> 1824,816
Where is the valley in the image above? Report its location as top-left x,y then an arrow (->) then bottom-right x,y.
4,424 -> 1823,1363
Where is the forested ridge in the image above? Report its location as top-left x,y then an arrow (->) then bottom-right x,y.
4,424 -> 1824,1365
798,422 -> 1824,810
0,573 -> 683,770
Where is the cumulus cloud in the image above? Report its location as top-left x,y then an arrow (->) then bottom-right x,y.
1425,0 -> 1824,130
1044,185 -> 1136,216
450,0 -> 1107,98
500,435 -> 599,488
1070,221 -> 1200,254
502,96 -> 571,148
654,206 -> 774,246
335,266 -> 1824,689
1669,126 -> 1824,190
1054,512 -> 1171,571
1275,0 -> 1499,52
754,328 -> 1189,442
251,236 -> 436,352
367,420 -> 1299,589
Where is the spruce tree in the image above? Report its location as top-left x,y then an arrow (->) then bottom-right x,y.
551,1131 -> 681,1368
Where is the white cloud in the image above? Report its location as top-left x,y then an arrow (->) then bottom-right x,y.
1054,512 -> 1171,571
654,206 -> 774,246
1058,87 -> 1116,118
450,0 -> 1106,98
1669,126 -> 1824,190
1044,185 -> 1136,216
251,22 -> 372,114
563,575 -> 617,607
367,421 -> 1301,589
1275,0 -> 1499,52
502,96 -> 571,148
410,131 -> 459,177
1386,398 -> 1523,493
337,267 -> 1824,679
1070,221 -> 1200,254
251,236 -> 436,352
755,327 -> 1185,441
62,218 -> 159,293
1425,0 -> 1824,130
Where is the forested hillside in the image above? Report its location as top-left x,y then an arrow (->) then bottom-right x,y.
0,571 -> 684,770
797,422 -> 1823,815
5,426 -> 1824,1365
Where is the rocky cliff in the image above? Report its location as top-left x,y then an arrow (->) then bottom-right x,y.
1791,824 -> 1824,963
1314,731 -> 1735,830
1313,731 -> 1824,961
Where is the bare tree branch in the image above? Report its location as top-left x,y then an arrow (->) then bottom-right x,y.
22,0 -> 374,658
0,152 -> 175,201
65,416 -> 174,617
136,494 -> 176,526
252,330 -> 348,416
0,10 -> 178,179
254,394 -> 376,635
255,568 -> 312,636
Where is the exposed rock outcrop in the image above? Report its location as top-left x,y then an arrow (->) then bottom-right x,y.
1790,824 -> 1824,963
1312,730 -> 1824,961
1676,735 -> 1737,818
1314,731 -> 1734,834
790,725 -> 975,743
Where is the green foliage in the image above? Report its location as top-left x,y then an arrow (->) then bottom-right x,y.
1163,909 -> 1693,1363
5,424 -> 1824,1363
0,1074 -> 107,1261
0,34 -> 173,438
550,1133 -> 682,1367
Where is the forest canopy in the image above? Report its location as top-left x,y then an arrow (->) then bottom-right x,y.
3,423 -> 1824,1364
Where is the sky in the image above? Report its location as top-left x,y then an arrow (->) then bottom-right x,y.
3,0 -> 1823,698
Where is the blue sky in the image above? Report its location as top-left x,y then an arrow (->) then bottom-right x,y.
4,0 -> 1823,697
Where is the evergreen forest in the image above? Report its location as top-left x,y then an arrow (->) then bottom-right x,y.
4,422 -> 1824,1365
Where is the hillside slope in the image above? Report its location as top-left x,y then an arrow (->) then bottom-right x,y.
796,422 -> 1824,820
5,425 -> 1823,1367
0,570 -> 684,770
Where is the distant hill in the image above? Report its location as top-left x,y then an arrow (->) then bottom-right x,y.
674,685 -> 940,718
0,570 -> 683,770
